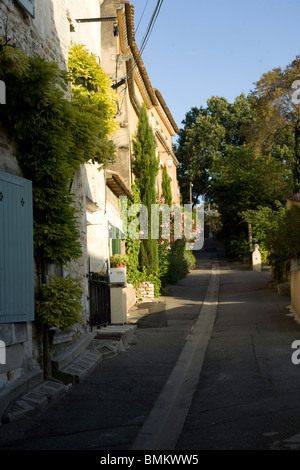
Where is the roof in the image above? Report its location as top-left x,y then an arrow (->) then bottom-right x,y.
287,194 -> 300,202
106,170 -> 134,198
117,2 -> 179,135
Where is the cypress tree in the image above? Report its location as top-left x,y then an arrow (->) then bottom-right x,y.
162,165 -> 173,206
132,104 -> 159,274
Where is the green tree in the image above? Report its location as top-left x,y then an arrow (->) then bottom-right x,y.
176,94 -> 253,205
132,104 -> 159,274
249,57 -> 300,190
161,165 -> 172,205
0,42 -> 118,271
176,106 -> 224,205
177,91 -> 294,256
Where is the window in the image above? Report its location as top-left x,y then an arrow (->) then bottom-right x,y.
0,172 -> 34,323
112,227 -> 121,255
16,0 -> 35,18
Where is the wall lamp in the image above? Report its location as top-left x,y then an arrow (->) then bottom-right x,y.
167,155 -> 173,167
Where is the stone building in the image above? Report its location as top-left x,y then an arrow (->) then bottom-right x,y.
0,0 -> 180,416
0,0 -> 115,414
100,0 -> 180,205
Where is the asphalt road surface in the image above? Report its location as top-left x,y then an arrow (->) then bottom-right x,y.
0,238 -> 300,456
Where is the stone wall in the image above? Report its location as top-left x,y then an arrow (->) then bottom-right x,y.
0,0 -> 69,67
136,282 -> 155,301
0,322 -> 39,389
0,0 -> 73,388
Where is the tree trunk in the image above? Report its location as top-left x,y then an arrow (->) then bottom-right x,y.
248,223 -> 253,252
294,120 -> 300,193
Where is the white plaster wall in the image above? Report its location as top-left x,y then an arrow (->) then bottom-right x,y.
85,164 -> 109,273
66,0 -> 103,58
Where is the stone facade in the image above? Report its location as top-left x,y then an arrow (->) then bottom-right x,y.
0,0 -> 107,391
0,0 -> 181,395
100,0 -> 180,204
136,282 -> 155,301
0,0 -> 69,68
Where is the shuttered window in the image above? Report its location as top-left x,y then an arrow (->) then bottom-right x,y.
0,171 -> 34,323
16,0 -> 35,18
112,227 -> 121,255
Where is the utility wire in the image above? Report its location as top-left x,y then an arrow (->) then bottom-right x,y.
136,0 -> 150,33
123,0 -> 164,84
139,0 -> 164,55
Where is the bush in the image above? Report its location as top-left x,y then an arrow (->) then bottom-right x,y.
36,275 -> 82,329
267,205 -> 300,262
226,237 -> 249,258
110,254 -> 128,267
184,249 -> 196,269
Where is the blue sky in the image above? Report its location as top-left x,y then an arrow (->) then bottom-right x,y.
131,0 -> 300,133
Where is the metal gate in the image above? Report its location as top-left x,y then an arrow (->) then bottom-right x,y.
88,272 -> 111,328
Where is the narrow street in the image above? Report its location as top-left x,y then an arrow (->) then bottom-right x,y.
177,240 -> 300,451
0,238 -> 300,452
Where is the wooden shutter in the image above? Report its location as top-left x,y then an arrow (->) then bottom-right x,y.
0,171 -> 34,323
112,227 -> 121,255
16,0 -> 35,18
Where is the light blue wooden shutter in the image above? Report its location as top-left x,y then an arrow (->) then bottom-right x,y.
0,171 -> 34,323
16,0 -> 35,18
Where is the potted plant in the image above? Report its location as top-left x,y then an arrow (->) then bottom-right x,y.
109,255 -> 128,284
110,254 -> 128,268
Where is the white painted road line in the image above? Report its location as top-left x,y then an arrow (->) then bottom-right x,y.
131,261 -> 220,450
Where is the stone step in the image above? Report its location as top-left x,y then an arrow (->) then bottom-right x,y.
51,332 -> 96,374
1,326 -> 137,424
53,348 -> 104,385
2,399 -> 36,423
2,379 -> 68,424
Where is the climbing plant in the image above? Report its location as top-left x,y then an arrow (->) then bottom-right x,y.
0,39 -> 118,329
0,41 -> 118,269
132,103 -> 159,275
161,165 -> 172,206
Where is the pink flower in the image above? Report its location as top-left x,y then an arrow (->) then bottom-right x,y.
166,245 -> 171,250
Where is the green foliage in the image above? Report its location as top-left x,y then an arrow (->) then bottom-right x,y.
157,201 -> 198,285
166,239 -> 190,284
176,94 -> 253,205
266,205 -> 300,262
132,104 -> 159,274
122,184 -> 141,285
240,202 -> 286,262
68,43 -> 118,165
0,43 -> 118,268
110,254 -> 128,267
226,237 -> 250,259
36,275 -> 82,329
177,83 -> 295,253
184,249 -> 196,270
162,166 -> 172,206
211,144 -> 292,244
122,185 -> 161,296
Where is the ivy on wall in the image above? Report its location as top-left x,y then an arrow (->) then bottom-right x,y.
0,39 -> 118,329
0,41 -> 118,269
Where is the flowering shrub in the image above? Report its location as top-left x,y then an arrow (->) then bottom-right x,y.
156,197 -> 199,286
